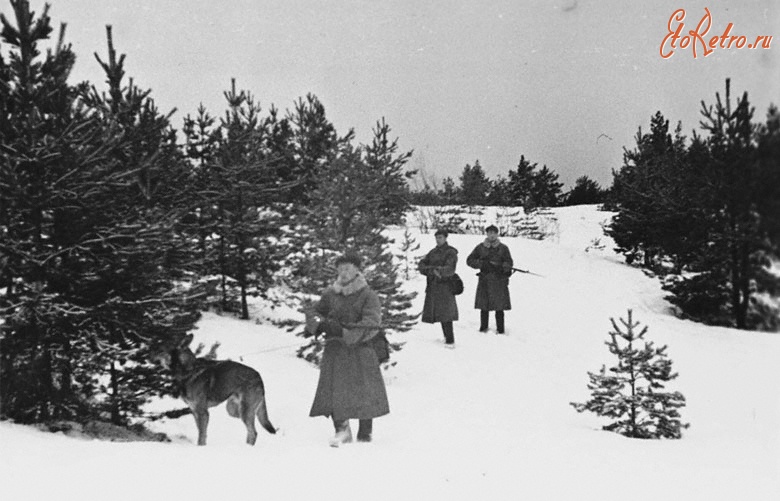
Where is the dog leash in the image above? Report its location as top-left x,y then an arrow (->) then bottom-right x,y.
236,342 -> 304,360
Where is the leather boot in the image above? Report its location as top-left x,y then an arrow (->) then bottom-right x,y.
496,311 -> 505,334
479,310 -> 489,332
357,419 -> 373,442
441,322 -> 455,345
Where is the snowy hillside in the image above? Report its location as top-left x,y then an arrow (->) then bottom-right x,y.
2,205 -> 779,501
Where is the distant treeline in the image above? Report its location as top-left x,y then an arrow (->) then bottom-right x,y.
407,158 -> 608,209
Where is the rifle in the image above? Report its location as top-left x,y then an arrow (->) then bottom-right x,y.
511,267 -> 544,277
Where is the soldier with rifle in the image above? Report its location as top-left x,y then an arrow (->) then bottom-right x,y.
466,225 -> 514,334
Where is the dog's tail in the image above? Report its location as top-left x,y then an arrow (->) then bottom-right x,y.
256,396 -> 277,434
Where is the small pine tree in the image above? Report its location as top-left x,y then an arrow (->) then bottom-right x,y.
571,310 -> 689,439
433,205 -> 467,234
396,227 -> 420,280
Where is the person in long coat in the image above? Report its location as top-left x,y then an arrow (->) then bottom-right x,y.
466,225 -> 513,334
418,229 -> 459,347
307,252 -> 389,447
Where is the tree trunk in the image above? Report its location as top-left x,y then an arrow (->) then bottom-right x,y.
238,250 -> 249,320
59,338 -> 74,418
219,234 -> 228,311
737,240 -> 751,329
237,225 -> 249,320
39,337 -> 52,421
727,212 -> 745,329
110,362 -> 121,425
198,210 -> 208,272
240,281 -> 249,320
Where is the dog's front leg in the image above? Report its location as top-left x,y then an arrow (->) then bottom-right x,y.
192,406 -> 210,446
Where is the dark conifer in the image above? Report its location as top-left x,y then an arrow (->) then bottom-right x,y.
663,80 -> 780,329
0,6 -> 201,424
458,160 -> 491,205
564,176 -> 606,206
505,155 -> 562,209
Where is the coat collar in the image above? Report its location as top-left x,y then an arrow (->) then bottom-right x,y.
332,273 -> 369,296
482,238 -> 501,248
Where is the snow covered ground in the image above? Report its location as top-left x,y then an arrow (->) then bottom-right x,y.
2,205 -> 779,501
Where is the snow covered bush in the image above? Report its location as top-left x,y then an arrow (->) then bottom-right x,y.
571,310 -> 689,439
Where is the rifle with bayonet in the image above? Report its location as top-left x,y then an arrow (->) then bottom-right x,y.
511,267 -> 544,277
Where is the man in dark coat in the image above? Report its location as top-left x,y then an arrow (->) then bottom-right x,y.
466,225 -> 513,334
418,229 -> 459,347
306,252 -> 389,447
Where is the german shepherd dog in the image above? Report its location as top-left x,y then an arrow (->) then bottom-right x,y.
156,333 -> 276,446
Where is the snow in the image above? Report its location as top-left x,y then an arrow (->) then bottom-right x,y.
2,204 -> 779,500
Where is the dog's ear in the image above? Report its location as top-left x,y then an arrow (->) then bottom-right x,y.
176,346 -> 196,369
179,333 -> 194,349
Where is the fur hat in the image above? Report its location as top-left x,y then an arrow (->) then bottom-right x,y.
334,251 -> 362,268
485,225 -> 499,234
434,228 -> 449,237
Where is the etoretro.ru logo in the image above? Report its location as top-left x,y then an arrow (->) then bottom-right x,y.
660,8 -> 773,59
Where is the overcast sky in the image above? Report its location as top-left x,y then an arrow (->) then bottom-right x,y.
20,0 -> 780,188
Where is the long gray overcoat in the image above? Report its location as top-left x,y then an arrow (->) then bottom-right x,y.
466,239 -> 513,311
309,274 -> 390,421
418,243 -> 459,323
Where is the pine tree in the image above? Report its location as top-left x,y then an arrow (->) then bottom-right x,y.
183,80 -> 296,319
571,310 -> 688,439
0,6 -> 201,424
506,155 -> 536,208
529,165 -> 563,208
749,105 -> 780,330
663,80 -> 780,329
293,119 -> 417,364
0,1 -> 101,421
459,160 -> 490,205
565,176 -> 606,206
505,155 -> 563,209
215,81 -> 271,319
396,227 -> 420,280
441,176 -> 458,205
180,104 -> 222,277
608,112 -> 693,269
72,26 -> 202,424
486,175 -> 511,206
285,93 -> 353,204
611,81 -> 780,330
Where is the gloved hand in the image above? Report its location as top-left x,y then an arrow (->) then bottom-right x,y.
317,318 -> 343,338
304,311 -> 321,337
481,260 -> 499,274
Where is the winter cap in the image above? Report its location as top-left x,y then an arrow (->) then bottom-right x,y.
334,251 -> 362,268
434,229 -> 449,237
485,225 -> 499,234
